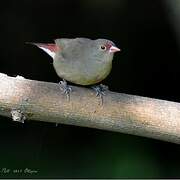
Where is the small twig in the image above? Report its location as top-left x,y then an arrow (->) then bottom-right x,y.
11,109 -> 26,123
0,72 -> 180,144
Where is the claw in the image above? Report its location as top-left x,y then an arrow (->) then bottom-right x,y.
92,84 -> 108,105
59,79 -> 72,101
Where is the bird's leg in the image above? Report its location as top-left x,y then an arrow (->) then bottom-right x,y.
59,79 -> 72,101
92,84 -> 109,105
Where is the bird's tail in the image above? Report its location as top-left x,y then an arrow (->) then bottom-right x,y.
26,42 -> 59,59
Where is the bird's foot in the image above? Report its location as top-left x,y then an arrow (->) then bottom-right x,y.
92,84 -> 108,105
59,79 -> 72,101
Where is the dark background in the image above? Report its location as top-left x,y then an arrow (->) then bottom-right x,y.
0,0 -> 180,178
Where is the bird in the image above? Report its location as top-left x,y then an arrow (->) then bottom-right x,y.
28,38 -> 121,101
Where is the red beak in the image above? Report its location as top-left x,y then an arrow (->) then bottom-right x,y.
109,46 -> 121,53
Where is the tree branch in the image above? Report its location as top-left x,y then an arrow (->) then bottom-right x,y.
0,72 -> 180,144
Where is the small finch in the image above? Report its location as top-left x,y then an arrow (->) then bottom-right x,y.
28,38 -> 121,101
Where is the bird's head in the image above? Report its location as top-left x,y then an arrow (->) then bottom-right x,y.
90,39 -> 121,63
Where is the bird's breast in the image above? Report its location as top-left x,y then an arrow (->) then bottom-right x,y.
53,57 -> 112,85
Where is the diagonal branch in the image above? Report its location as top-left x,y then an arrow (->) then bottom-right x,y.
0,72 -> 180,144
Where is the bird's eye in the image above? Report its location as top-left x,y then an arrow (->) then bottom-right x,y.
100,45 -> 106,51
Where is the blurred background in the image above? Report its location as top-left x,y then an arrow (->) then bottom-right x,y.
0,0 -> 180,178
